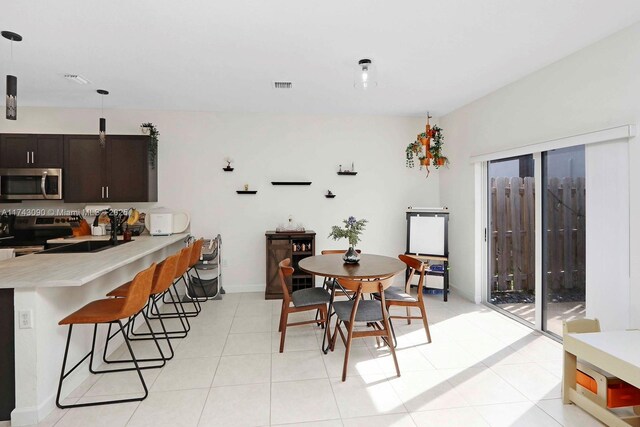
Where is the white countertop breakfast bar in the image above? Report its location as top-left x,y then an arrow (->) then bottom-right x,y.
1,233 -> 188,426
0,234 -> 189,289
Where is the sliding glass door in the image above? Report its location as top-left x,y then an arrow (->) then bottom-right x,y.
487,155 -> 535,325
542,146 -> 586,337
486,147 -> 586,338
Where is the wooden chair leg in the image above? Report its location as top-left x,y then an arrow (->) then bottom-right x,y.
330,320 -> 340,351
342,320 -> 355,382
279,310 -> 289,353
321,306 -> 331,345
420,304 -> 432,343
278,301 -> 286,333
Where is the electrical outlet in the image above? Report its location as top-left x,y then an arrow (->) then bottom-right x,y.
18,310 -> 33,329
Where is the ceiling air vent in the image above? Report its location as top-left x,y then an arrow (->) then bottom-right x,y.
64,74 -> 91,85
273,81 -> 293,89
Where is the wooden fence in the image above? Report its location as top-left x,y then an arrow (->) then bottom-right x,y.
490,177 -> 585,292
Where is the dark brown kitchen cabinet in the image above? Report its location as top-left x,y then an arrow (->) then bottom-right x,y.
63,135 -> 157,203
0,134 -> 63,168
265,231 -> 315,299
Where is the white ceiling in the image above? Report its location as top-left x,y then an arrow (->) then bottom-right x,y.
3,0 -> 640,116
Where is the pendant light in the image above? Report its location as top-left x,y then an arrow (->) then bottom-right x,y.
2,31 -> 22,120
354,58 -> 377,90
97,89 -> 109,147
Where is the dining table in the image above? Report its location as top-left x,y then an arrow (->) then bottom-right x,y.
298,253 -> 406,353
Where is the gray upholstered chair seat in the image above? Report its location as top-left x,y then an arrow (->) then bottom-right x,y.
374,287 -> 417,302
292,287 -> 330,307
333,300 -> 384,322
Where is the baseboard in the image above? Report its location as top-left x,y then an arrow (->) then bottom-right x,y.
11,406 -> 37,427
224,283 -> 264,293
449,282 -> 477,303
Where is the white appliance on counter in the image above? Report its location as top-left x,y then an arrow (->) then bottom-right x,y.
145,209 -> 190,235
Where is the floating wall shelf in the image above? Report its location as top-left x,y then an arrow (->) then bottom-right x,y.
271,182 -> 312,186
337,171 -> 357,176
223,167 -> 234,172
236,190 -> 257,194
325,194 -> 336,199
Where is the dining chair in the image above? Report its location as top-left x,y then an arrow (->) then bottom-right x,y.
374,254 -> 432,346
320,249 -> 361,297
278,258 -> 331,352
330,276 -> 400,381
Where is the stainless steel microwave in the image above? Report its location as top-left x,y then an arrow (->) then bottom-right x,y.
0,168 -> 63,200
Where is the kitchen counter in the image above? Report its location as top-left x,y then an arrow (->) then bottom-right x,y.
0,234 -> 188,289
3,232 -> 190,426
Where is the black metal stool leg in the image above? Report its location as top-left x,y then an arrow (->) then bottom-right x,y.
56,321 -> 150,409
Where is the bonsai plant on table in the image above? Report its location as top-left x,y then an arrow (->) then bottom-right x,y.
328,216 -> 368,264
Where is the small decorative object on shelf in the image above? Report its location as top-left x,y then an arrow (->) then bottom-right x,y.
223,157 -> 234,171
328,215 -> 367,264
325,190 -> 336,199
140,122 -> 159,169
405,113 -> 448,177
337,162 -> 358,175
276,214 -> 305,232
237,184 -> 256,194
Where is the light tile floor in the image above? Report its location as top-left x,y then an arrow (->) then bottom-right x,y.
35,291 -> 605,427
494,301 -> 586,337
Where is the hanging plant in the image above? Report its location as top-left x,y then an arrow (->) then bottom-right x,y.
141,122 -> 159,169
405,139 -> 423,168
405,121 -> 449,176
429,125 -> 449,169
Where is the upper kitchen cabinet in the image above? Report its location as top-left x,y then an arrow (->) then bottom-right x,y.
0,134 -> 64,168
63,135 -> 157,203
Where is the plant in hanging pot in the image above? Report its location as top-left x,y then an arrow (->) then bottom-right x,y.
328,216 -> 368,264
428,125 -> 449,169
405,139 -> 423,168
140,123 -> 159,169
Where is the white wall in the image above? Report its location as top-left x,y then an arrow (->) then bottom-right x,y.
1,110 -> 440,291
439,22 -> 640,328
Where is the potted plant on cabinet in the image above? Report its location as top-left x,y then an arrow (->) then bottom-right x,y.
141,122 -> 159,169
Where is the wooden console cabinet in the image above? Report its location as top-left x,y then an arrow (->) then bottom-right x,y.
265,230 -> 315,299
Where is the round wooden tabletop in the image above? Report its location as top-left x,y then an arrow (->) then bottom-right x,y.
298,254 -> 405,279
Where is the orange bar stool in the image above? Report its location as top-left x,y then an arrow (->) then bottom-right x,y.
184,238 -> 211,301
127,251 -> 190,339
55,263 -> 156,409
152,245 -> 200,319
102,252 -> 182,366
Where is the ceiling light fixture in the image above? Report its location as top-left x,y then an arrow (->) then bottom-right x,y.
97,89 -> 109,147
64,74 -> 91,85
354,58 -> 377,90
2,31 -> 23,120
